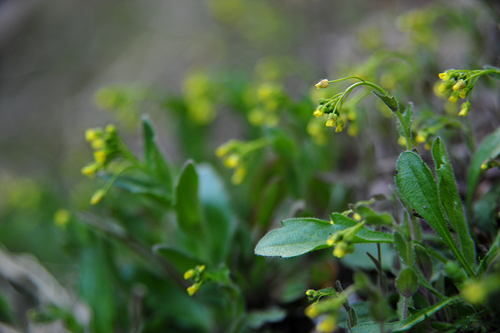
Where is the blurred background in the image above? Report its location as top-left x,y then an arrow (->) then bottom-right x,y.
0,0 -> 499,332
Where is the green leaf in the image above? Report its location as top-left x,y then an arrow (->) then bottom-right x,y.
414,244 -> 433,281
476,232 -> 500,277
394,231 -> 410,266
396,267 -> 419,298
142,116 -> 174,201
174,161 -> 206,256
254,215 -> 392,258
402,103 -> 414,133
432,138 -> 475,266
467,127 -> 500,205
372,91 -> 399,112
396,151 -> 474,278
198,164 -> 237,264
152,244 -> 202,273
351,297 -> 457,333
485,65 -> 500,80
355,205 -> 393,225
246,307 -> 286,329
105,174 -> 171,204
79,243 -> 115,333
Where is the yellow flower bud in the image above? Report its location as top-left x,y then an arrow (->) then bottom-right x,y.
184,269 -> 195,280
416,132 -> 427,143
481,163 -> 488,171
459,89 -> 469,99
313,107 -> 325,118
398,136 -> 407,147
305,289 -> 315,296
333,242 -> 348,258
438,72 -> 451,81
81,164 -> 97,178
326,238 -> 335,246
223,154 -> 240,168
187,283 -> 201,296
91,139 -> 105,150
437,83 -> 447,93
315,79 -> 330,89
105,124 -> 117,134
353,213 -> 362,221
90,189 -> 106,205
94,150 -> 107,164
305,304 -> 319,318
248,108 -> 266,126
325,116 -> 336,128
231,166 -> 247,185
448,93 -> 459,103
198,265 -> 206,272
452,79 -> 466,92
458,102 -> 471,117
215,145 -> 228,157
347,124 -> 358,137
85,128 -> 98,142
335,123 -> 344,133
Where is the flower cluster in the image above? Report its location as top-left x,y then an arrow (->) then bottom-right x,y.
304,292 -> 346,333
246,82 -> 285,127
435,69 -> 478,116
215,138 -> 272,185
326,221 -> 366,258
81,125 -> 119,179
183,265 -> 206,296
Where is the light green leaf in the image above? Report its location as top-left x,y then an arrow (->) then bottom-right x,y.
467,127 -> 500,205
396,152 -> 474,277
254,215 -> 392,258
355,205 -> 393,225
198,164 -> 237,264
485,65 -> 500,80
432,138 -> 475,266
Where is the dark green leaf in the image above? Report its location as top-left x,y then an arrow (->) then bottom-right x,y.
414,244 -> 433,281
396,267 -> 419,298
396,152 -> 474,277
372,91 -> 399,112
394,231 -> 410,266
476,232 -> 500,277
254,215 -> 392,258
432,138 -> 475,266
142,116 -> 174,201
467,127 -> 500,205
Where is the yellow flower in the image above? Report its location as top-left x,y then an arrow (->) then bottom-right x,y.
325,116 -> 336,127
453,79 -> 466,92
184,269 -> 195,280
90,189 -> 106,205
335,123 -> 344,133
333,242 -> 348,258
305,304 -> 319,318
448,93 -> 459,103
224,154 -> 241,169
458,102 -> 471,117
215,145 -> 229,157
462,281 -> 487,305
459,89 -> 469,99
313,107 -> 325,118
54,209 -> 70,227
85,128 -> 99,142
315,79 -> 330,89
187,283 -> 201,296
198,265 -> 206,272
416,132 -> 427,143
438,72 -> 451,81
94,150 -> 107,164
91,139 -> 105,150
231,166 -> 247,185
81,163 -> 100,178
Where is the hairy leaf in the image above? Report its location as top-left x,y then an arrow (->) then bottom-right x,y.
254,215 -> 392,258
432,138 -> 475,266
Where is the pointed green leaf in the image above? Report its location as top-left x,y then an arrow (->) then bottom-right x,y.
355,205 -> 393,225
467,127 -> 500,205
254,215 -> 392,258
396,151 -> 474,277
432,138 -> 475,266
414,244 -> 433,281
394,231 -> 410,266
175,161 -> 204,240
476,232 -> 500,277
142,116 -> 174,201
372,91 -> 399,112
